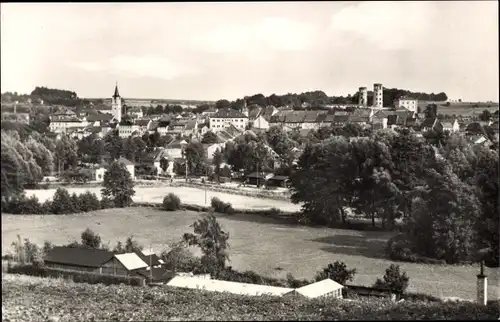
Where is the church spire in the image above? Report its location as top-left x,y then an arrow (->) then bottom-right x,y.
113,82 -> 120,98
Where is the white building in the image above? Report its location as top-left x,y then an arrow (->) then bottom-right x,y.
209,108 -> 248,132
166,276 -> 294,297
49,116 -> 88,133
394,96 -> 419,113
111,83 -> 122,122
286,279 -> 344,299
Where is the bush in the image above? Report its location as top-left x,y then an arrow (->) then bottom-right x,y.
78,191 -> 101,212
4,195 -> 44,214
161,243 -> 202,273
163,193 -> 181,211
211,197 -> 234,214
285,273 -> 310,288
100,197 -> 115,209
314,261 -> 357,285
50,188 -> 75,214
80,228 -> 102,249
373,264 -> 410,296
387,235 -> 447,265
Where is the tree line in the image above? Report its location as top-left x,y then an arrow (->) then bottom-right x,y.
290,128 -> 498,266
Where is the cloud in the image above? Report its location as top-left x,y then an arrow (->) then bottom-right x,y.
68,55 -> 199,80
191,17 -> 314,56
330,2 -> 432,50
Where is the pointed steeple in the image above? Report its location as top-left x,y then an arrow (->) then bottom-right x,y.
113,82 -> 120,98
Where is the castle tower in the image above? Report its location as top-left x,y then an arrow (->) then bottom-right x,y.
111,82 -> 122,122
358,87 -> 368,107
373,83 -> 383,108
242,99 -> 249,117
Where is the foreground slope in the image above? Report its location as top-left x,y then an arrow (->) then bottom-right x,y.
2,274 -> 499,321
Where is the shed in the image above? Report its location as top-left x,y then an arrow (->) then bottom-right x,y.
290,278 -> 344,299
114,253 -> 149,271
245,172 -> 274,186
267,175 -> 290,188
44,246 -> 115,273
166,276 -> 294,297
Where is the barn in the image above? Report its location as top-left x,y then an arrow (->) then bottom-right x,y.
44,246 -> 115,273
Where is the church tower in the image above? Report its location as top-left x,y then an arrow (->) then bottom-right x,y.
111,83 -> 122,122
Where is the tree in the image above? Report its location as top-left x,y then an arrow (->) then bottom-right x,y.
290,137 -> 357,225
183,213 -> 230,277
374,264 -> 409,296
114,236 -> 143,253
101,161 -> 136,207
184,141 -> 206,176
81,228 -> 102,249
201,131 -> 218,144
50,188 -> 75,214
215,99 -> 231,110
54,135 -> 78,171
159,157 -> 170,174
424,104 -> 438,118
212,148 -> 223,180
473,147 -> 499,267
105,131 -> 123,161
314,261 -> 356,284
163,193 -> 181,211
479,109 -> 492,121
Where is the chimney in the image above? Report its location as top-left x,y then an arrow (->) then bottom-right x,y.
477,261 -> 487,306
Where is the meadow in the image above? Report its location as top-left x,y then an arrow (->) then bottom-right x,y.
436,103 -> 499,116
2,207 -> 499,301
25,186 -> 302,212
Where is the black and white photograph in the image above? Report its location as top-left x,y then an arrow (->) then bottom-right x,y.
1,1 -> 499,320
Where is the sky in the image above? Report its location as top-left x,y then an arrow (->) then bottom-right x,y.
1,1 -> 498,102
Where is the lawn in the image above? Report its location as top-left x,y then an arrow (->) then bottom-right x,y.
25,186 -> 302,212
2,207 -> 499,301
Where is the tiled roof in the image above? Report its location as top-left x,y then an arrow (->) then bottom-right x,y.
248,107 -> 262,119
86,113 -> 114,122
225,123 -> 242,138
51,117 -> 83,123
213,108 -> 247,119
149,121 -> 159,130
135,267 -> 175,282
135,119 -> 151,127
95,104 -> 112,110
44,246 -> 114,268
135,250 -> 162,267
101,157 -> 134,168
285,111 -> 306,123
333,114 -> 350,123
304,111 -> 326,122
349,115 -> 370,123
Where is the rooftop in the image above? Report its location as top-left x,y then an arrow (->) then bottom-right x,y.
44,246 -> 114,268
115,253 -> 148,271
213,108 -> 248,119
293,279 -> 344,299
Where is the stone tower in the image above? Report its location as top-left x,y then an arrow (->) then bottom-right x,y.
358,87 -> 368,107
111,83 -> 122,122
373,83 -> 383,108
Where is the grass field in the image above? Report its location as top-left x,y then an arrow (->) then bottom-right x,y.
437,104 -> 499,116
25,186 -> 302,212
2,207 -> 499,301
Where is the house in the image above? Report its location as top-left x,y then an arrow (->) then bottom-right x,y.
318,113 -> 336,128
245,172 -> 274,186
266,175 -> 290,188
157,116 -> 172,136
145,148 -> 174,176
127,106 -> 144,119
332,112 -> 350,128
465,122 -> 487,136
165,139 -> 188,159
247,105 -> 262,122
49,116 -> 88,133
302,111 -> 326,130
183,120 -> 198,136
286,279 -> 344,299
253,106 -> 278,130
209,108 -> 248,132
204,143 -> 225,161
394,96 -> 419,113
166,276 -> 294,297
441,119 -> 460,133
114,253 -> 149,273
118,120 -> 140,138
85,112 -> 115,126
94,104 -> 114,115
94,157 -> 135,181
44,246 -> 115,273
420,117 -> 443,132
135,249 -> 163,268
135,118 -> 152,134
201,107 -> 218,117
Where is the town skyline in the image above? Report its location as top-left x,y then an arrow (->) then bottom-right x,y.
1,1 -> 498,102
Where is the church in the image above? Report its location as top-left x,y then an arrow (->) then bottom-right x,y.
111,83 -> 122,122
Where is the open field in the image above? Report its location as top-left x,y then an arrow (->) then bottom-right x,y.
436,104 -> 499,116
25,186 -> 302,212
2,207 -> 499,301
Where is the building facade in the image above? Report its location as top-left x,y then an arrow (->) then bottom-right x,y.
394,97 -> 418,113
373,83 -> 383,108
209,108 -> 248,132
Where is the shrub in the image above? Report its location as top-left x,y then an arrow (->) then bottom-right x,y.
100,197 -> 115,209
373,264 -> 410,296
387,234 -> 446,265
211,197 -> 234,214
50,188 -> 75,214
80,228 -> 102,249
267,207 -> 281,217
163,193 -> 181,211
285,273 -> 310,288
314,261 -> 357,285
78,191 -> 101,212
161,243 -> 202,273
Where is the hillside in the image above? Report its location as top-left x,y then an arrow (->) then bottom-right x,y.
2,274 -> 499,321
